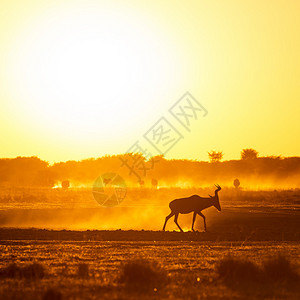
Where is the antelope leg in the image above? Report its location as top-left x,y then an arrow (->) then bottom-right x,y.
198,212 -> 206,232
174,213 -> 184,232
191,212 -> 197,231
163,212 -> 174,231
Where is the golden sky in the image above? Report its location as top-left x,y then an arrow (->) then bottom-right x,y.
0,0 -> 299,163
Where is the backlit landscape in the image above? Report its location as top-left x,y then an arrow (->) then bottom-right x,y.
0,1 -> 299,299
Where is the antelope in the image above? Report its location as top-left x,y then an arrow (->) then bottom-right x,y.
139,180 -> 145,188
151,178 -> 158,189
163,184 -> 222,232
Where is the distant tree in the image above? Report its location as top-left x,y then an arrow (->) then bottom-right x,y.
241,148 -> 258,160
61,180 -> 70,189
266,155 -> 282,160
208,151 -> 224,163
34,170 -> 56,187
233,178 -> 240,189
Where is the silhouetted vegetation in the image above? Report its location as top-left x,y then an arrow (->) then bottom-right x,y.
262,255 -> 299,283
43,288 -> 62,300
77,263 -> 89,277
217,255 -> 299,286
0,262 -> 45,279
119,259 -> 168,290
208,150 -> 224,163
0,157 -> 54,187
217,256 -> 260,284
0,153 -> 299,188
1,240 -> 299,299
241,148 -> 259,160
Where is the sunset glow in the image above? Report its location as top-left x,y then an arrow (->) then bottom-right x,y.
1,3 -> 300,299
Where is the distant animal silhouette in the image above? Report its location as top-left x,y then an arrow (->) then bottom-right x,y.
61,180 -> 70,189
234,178 -> 240,189
163,184 -> 222,232
151,178 -> 158,189
139,180 -> 144,188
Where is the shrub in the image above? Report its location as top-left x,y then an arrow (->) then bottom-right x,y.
43,288 -> 62,300
208,151 -> 224,163
22,262 -> 45,279
0,263 -> 20,278
241,148 -> 258,160
216,256 -> 261,283
77,263 -> 89,277
119,259 -> 168,290
262,255 -> 299,283
0,262 -> 45,279
216,255 -> 300,287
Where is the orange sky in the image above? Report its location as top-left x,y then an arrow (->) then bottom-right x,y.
0,0 -> 299,163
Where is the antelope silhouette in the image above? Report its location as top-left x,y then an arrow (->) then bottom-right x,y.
139,180 -> 145,188
151,178 -> 158,189
163,184 -> 222,232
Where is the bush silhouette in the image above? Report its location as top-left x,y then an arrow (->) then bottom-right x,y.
217,255 -> 299,287
262,255 -> 299,283
119,259 -> 168,290
208,151 -> 224,163
216,256 -> 260,284
77,263 -> 89,277
0,263 -> 20,278
241,148 -> 258,160
43,288 -> 62,300
0,262 -> 45,279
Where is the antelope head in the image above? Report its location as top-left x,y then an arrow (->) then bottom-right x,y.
213,184 -> 222,211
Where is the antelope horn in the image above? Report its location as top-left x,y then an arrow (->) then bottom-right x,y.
215,184 -> 221,190
209,194 -> 213,198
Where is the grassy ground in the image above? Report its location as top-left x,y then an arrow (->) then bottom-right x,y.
0,240 -> 300,299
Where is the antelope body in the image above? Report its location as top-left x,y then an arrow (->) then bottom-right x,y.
163,184 -> 222,232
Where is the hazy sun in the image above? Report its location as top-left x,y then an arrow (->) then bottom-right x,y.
6,3 -> 182,141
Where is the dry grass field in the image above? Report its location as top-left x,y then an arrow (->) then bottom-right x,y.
0,239 -> 299,299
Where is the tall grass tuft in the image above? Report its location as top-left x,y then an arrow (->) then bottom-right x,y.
119,259 -> 168,291
216,255 -> 299,287
262,255 -> 299,283
77,263 -> 89,277
22,262 -> 45,279
43,288 -> 62,300
216,256 -> 261,284
0,263 -> 20,278
0,262 -> 45,279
